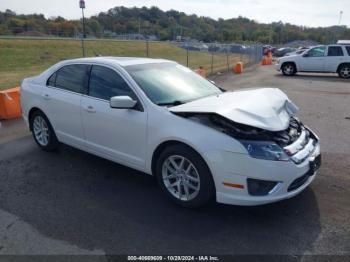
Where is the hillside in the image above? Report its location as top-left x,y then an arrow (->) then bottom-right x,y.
1,7 -> 349,44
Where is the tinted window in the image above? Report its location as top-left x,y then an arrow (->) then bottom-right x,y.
47,72 -> 56,86
55,64 -> 90,94
327,46 -> 344,56
307,46 -> 326,57
89,65 -> 135,100
346,46 -> 350,56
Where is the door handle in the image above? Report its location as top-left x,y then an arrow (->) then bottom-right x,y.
84,105 -> 96,113
42,94 -> 51,100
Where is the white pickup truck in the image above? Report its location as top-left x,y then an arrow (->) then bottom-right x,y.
276,45 -> 350,78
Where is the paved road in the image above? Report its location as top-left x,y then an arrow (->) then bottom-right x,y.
0,65 -> 349,256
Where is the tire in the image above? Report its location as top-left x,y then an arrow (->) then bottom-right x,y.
30,110 -> 59,151
281,63 -> 296,76
155,144 -> 215,208
338,64 -> 350,79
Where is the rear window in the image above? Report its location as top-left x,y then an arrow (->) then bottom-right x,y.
327,46 -> 344,56
46,72 -> 56,86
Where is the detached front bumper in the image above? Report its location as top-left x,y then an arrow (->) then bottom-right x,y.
204,129 -> 321,206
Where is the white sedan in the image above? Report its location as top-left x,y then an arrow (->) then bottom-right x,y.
21,57 -> 321,207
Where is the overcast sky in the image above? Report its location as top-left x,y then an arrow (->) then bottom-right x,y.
0,0 -> 349,27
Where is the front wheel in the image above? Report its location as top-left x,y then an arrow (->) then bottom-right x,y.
281,63 -> 296,76
155,144 -> 215,208
338,64 -> 350,79
30,111 -> 59,151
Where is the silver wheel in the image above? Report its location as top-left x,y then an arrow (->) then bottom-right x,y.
162,155 -> 200,202
33,115 -> 50,146
340,66 -> 350,78
283,64 -> 295,75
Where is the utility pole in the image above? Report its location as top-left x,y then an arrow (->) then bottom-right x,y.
138,17 -> 141,35
79,0 -> 86,57
338,11 -> 343,26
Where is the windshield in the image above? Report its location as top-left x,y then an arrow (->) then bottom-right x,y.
124,62 -> 222,106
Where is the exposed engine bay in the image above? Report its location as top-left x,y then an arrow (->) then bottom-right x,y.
175,112 -> 309,147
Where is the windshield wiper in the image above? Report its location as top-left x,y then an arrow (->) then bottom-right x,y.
158,100 -> 185,106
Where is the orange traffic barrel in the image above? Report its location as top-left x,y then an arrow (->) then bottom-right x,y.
261,56 -> 269,65
0,87 -> 22,120
195,67 -> 207,78
233,62 -> 243,74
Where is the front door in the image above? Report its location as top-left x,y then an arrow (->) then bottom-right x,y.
298,46 -> 326,72
81,65 -> 148,169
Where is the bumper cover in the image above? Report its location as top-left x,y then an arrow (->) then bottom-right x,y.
204,129 -> 321,206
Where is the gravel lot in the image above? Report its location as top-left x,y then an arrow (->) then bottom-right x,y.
0,65 -> 349,258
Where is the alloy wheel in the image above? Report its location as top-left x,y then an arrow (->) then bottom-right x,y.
162,155 -> 200,201
340,66 -> 350,78
283,64 -> 294,75
33,115 -> 50,146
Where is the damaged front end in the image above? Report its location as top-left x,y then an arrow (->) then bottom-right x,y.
175,112 -> 319,164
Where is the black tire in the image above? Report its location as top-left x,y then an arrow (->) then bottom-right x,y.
281,63 -> 296,76
30,110 -> 59,151
338,64 -> 350,79
155,144 -> 215,208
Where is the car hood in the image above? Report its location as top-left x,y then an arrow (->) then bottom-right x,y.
280,54 -> 300,60
169,88 -> 299,131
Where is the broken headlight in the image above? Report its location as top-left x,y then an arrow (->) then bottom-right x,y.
240,140 -> 290,161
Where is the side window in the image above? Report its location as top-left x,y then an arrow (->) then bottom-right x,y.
307,46 -> 326,57
89,65 -> 136,100
55,64 -> 90,94
345,46 -> 350,56
46,72 -> 57,86
327,46 -> 344,56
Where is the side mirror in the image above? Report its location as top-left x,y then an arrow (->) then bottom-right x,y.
302,53 -> 309,57
110,96 -> 137,109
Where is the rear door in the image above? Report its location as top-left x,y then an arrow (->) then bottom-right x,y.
43,64 -> 90,148
81,65 -> 148,170
324,46 -> 346,72
298,46 -> 326,72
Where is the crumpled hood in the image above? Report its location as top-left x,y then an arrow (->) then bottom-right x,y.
170,88 -> 299,131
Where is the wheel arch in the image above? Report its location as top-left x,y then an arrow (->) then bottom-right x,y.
151,140 -> 211,178
337,63 -> 350,73
28,107 -> 44,131
281,61 -> 297,70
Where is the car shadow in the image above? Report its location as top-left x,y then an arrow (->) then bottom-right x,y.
274,73 -> 350,83
0,137 -> 322,255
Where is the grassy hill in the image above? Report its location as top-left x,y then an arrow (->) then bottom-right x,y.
0,38 -> 246,90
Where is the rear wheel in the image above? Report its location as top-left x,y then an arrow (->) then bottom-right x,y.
155,144 -> 215,208
30,111 -> 59,151
338,64 -> 350,79
282,63 -> 296,76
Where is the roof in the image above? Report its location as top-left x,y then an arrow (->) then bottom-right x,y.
60,57 -> 172,67
337,40 -> 350,45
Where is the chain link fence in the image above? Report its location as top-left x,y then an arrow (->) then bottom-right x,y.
0,37 -> 263,89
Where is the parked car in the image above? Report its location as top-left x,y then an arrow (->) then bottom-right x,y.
273,47 -> 296,57
276,45 -> 350,78
284,47 -> 310,56
21,57 -> 321,207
